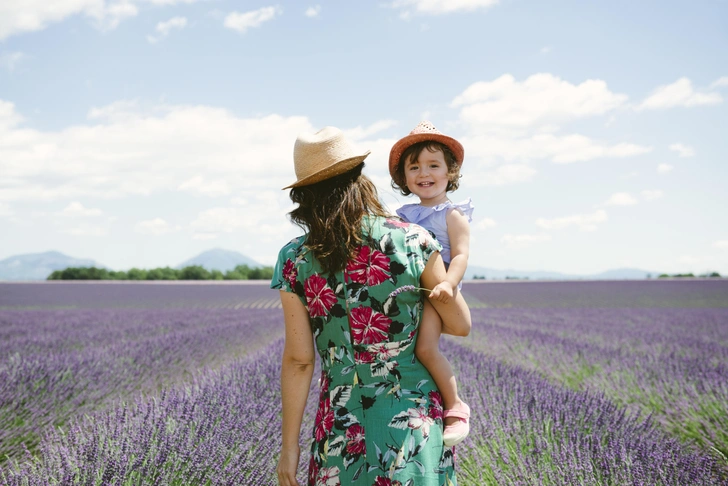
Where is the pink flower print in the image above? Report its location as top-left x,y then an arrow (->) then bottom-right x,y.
345,423 -> 366,455
346,246 -> 391,286
408,406 -> 434,436
308,455 -> 319,486
374,477 -> 402,486
282,258 -> 298,288
428,390 -> 443,420
316,466 -> 341,486
320,373 -> 330,396
386,217 -> 410,229
304,274 -> 337,317
315,397 -> 334,442
355,350 -> 375,364
350,306 -> 391,345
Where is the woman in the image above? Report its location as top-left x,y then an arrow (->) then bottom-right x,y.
271,126 -> 472,486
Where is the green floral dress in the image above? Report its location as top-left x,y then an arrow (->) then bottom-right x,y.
271,216 -> 457,486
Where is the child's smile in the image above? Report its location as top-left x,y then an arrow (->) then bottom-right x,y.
404,148 -> 450,207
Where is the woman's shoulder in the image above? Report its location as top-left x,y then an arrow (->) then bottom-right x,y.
368,216 -> 442,252
276,235 -> 308,260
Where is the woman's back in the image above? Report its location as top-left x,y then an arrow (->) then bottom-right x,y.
272,216 -> 457,485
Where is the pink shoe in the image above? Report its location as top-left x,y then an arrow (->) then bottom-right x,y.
442,401 -> 470,447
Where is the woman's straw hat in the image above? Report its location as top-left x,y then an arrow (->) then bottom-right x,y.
284,126 -> 371,189
388,121 -> 464,178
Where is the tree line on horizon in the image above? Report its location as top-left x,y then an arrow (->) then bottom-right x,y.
47,264 -> 274,281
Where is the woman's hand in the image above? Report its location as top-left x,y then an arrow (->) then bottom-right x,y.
277,444 -> 301,486
429,281 -> 455,303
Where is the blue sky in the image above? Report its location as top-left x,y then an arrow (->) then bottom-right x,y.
1,0 -> 727,275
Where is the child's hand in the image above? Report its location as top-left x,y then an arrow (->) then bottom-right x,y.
429,282 -> 455,303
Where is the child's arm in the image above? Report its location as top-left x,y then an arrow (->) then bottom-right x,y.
429,208 -> 470,303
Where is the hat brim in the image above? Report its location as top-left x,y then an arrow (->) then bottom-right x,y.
388,133 -> 464,178
283,152 -> 371,189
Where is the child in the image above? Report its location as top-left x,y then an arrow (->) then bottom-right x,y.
389,121 -> 473,447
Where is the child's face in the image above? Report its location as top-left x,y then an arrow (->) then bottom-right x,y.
404,147 -> 450,206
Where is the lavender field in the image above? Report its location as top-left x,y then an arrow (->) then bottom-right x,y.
1,280 -> 727,485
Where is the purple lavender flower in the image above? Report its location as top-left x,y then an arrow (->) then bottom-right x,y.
388,285 -> 430,298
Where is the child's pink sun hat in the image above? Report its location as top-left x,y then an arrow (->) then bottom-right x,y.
388,121 -> 464,178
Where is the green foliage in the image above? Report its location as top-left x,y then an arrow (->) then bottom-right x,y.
47,264 -> 274,281
658,272 -> 722,278
179,265 -> 211,280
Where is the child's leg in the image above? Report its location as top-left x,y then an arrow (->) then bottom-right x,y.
416,299 -> 464,425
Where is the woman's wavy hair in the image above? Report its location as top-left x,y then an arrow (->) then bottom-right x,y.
391,141 -> 461,196
288,163 -> 389,275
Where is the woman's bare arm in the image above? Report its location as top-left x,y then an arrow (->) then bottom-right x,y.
277,291 -> 315,486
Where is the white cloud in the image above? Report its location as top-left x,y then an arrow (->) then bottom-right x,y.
192,232 -> 218,240
657,163 -> 673,174
641,190 -> 663,201
0,51 -> 25,72
668,143 -> 695,158
710,77 -> 728,88
501,233 -> 551,248
177,176 -> 231,197
189,191 -> 286,235
452,73 -> 628,129
637,77 -> 723,110
0,98 -> 331,203
305,5 -> 321,17
536,210 -> 607,231
61,201 -> 103,217
61,225 -> 108,237
463,132 -> 651,165
475,217 -> 496,230
677,255 -> 700,265
713,240 -> 728,249
224,6 -> 281,33
344,120 -> 397,141
472,164 -> 537,186
449,73 -> 652,168
0,0 -> 210,39
147,16 -> 187,43
0,202 -> 13,217
540,46 -> 552,54
135,217 -> 178,235
603,193 -> 638,206
392,0 -> 499,15
0,0 -> 101,40
93,1 -> 139,31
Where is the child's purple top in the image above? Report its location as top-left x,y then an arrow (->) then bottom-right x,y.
396,198 -> 474,264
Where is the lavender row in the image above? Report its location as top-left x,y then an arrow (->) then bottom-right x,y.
458,306 -> 728,460
1,340 -> 316,485
461,279 -> 728,309
0,308 -> 284,461
450,341 -> 725,485
0,282 -> 277,310
3,339 -> 723,484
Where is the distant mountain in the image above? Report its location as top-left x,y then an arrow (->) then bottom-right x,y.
177,248 -> 263,272
466,265 -> 659,280
0,251 -> 100,281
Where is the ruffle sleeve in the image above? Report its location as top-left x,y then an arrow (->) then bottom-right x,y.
396,198 -> 474,224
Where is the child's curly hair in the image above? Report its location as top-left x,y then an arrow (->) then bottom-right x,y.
390,141 -> 461,196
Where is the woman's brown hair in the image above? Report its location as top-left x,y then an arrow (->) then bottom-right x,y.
391,141 -> 461,196
288,163 -> 389,275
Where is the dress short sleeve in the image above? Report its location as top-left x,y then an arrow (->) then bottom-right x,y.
402,221 -> 443,281
270,236 -> 305,293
